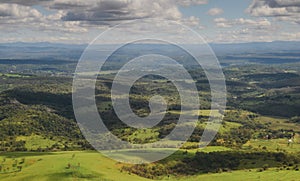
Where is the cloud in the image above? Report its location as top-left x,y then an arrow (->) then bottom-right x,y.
210,17 -> 277,43
0,0 -> 205,29
209,23 -> 282,43
0,0 -> 193,30
246,0 -> 289,16
247,0 -> 300,24
0,0 -> 201,27
207,8 -> 224,16
214,17 -> 271,28
0,3 -> 87,34
50,0 -> 184,26
0,0 -> 52,6
174,0 -> 208,6
208,10 -> 298,43
0,3 -> 42,18
181,16 -> 204,30
0,0 -> 209,10
0,0 -> 204,43
0,3 -> 45,31
53,0 -> 203,28
281,32 -> 300,40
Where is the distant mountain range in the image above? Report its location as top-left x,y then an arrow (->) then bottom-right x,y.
0,42 -> 87,48
210,41 -> 300,55
1,41 -> 300,65
1,40 -> 300,53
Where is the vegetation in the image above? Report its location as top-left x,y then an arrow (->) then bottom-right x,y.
0,48 -> 300,180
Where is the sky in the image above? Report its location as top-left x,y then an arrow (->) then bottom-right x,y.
0,0 -> 300,44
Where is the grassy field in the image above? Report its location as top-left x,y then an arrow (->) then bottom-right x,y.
243,134 -> 300,153
16,135 -> 57,151
0,149 -> 299,181
169,109 -> 221,117
255,116 -> 300,132
0,73 -> 32,78
0,151 -> 150,181
173,169 -> 300,181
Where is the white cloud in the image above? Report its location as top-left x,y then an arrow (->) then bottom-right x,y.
281,32 -> 300,40
207,8 -> 224,16
214,17 -> 271,28
0,3 -> 87,34
210,28 -> 276,43
56,0 -> 184,26
0,0 -> 52,6
182,16 -> 201,26
0,0 -> 205,43
247,0 -> 300,24
174,0 -> 208,6
0,3 -> 42,18
0,0 -> 202,28
209,16 -> 279,43
247,2 -> 288,16
0,1 -> 189,31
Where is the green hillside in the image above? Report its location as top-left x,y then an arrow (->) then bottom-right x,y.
0,64 -> 299,180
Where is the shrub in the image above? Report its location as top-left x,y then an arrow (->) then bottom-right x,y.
262,164 -> 269,170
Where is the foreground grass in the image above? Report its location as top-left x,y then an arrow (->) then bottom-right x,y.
173,168 -> 300,181
0,151 -> 150,181
0,150 -> 299,181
